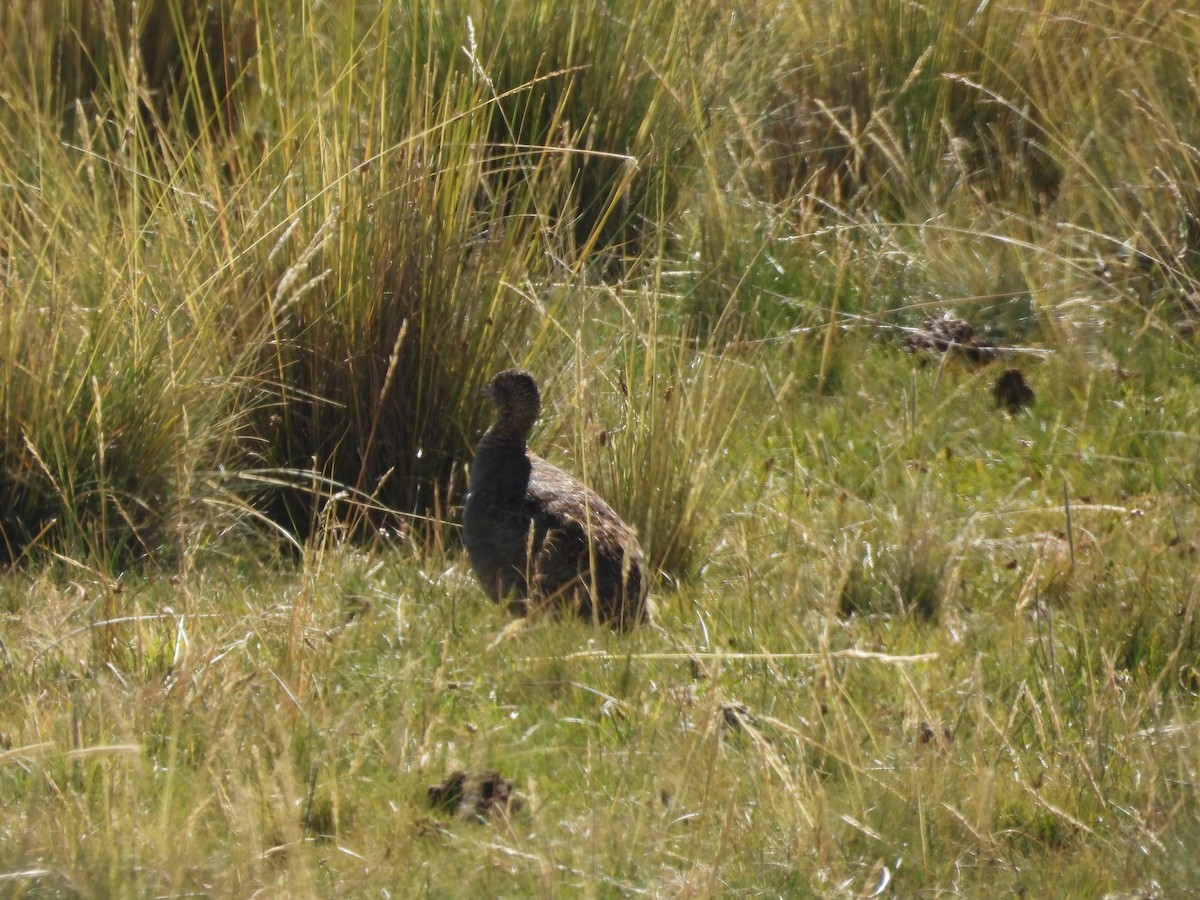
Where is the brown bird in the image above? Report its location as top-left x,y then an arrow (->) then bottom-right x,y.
462,369 -> 653,629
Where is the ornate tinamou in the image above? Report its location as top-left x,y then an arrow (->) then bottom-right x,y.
462,369 -> 653,629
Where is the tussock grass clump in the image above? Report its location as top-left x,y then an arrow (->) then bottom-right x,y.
237,136 -> 544,535
696,1 -> 1200,347
751,0 -> 1060,215
581,320 -> 763,580
0,95 -> 240,564
3,0 -> 1200,896
440,0 -> 718,261
509,285 -> 770,583
375,0 -> 721,267
0,0 -> 256,138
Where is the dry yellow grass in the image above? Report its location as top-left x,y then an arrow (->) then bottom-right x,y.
2,0 -> 1199,894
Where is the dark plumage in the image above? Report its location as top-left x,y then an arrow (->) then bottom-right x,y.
463,369 -> 653,629
994,368 -> 1035,413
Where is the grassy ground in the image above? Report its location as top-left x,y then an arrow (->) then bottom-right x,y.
2,0 -> 1199,896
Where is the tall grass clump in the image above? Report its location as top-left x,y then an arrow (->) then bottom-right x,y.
211,0 -> 740,541
672,0 -> 1059,340
229,47 -> 542,535
601,332 -> 761,581
1037,5 -> 1200,323
0,1 -> 256,141
0,0 -> 727,559
383,0 -> 722,266
535,293 -> 766,582
0,2 -> 257,565
752,0 -> 1059,216
687,0 -> 1200,349
4,1 -> 1200,896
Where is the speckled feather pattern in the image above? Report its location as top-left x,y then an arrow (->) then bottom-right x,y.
462,369 -> 653,629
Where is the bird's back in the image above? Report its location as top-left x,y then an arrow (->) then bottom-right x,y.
523,455 -> 648,627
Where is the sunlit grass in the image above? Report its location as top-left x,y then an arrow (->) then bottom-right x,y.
2,0 -> 1199,895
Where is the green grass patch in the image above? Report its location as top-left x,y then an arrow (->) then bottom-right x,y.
2,0 -> 1199,894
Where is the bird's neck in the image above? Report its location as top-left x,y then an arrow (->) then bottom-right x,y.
476,427 -> 526,455
481,411 -> 535,448
469,423 -> 532,493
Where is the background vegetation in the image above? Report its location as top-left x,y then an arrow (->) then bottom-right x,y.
1,0 -> 1198,894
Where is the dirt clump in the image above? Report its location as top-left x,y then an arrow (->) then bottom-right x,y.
903,314 -> 997,365
994,368 -> 1035,413
427,770 -> 524,821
